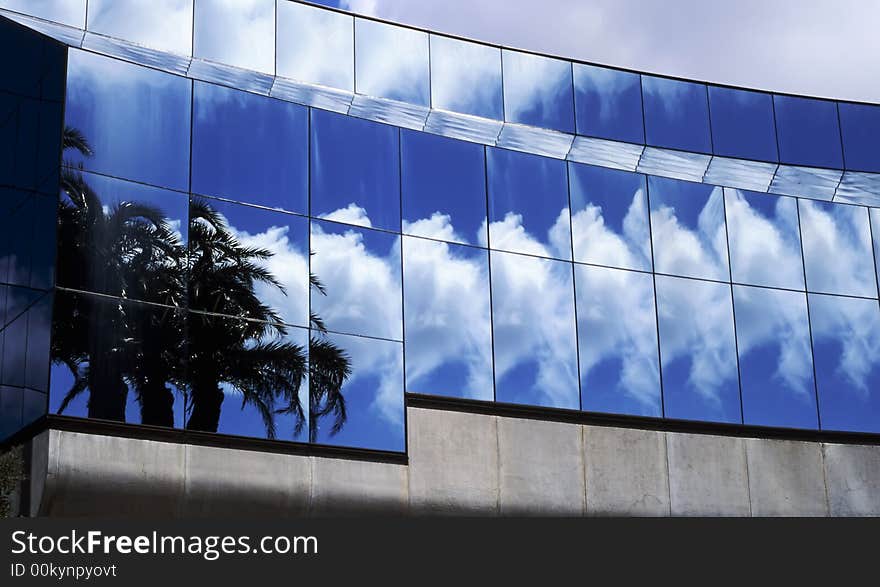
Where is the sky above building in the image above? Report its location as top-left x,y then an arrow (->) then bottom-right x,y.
311,0 -> 880,103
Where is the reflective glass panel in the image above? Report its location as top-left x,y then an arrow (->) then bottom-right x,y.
0,192 -> 56,291
401,130 -> 487,246
734,285 -> 817,429
871,208 -> 880,281
799,199 -> 876,298
310,109 -> 400,232
193,0 -> 275,73
0,386 -> 22,441
838,102 -> 880,173
656,275 -> 740,423
192,82 -> 308,213
569,163 -> 651,271
491,250 -> 579,409
355,19 -> 429,106
189,197 -> 309,328
708,86 -> 777,162
724,189 -> 804,290
809,293 -> 880,433
0,0 -> 86,28
648,176 -> 729,282
276,1 -> 354,91
573,64 -> 644,144
575,264 -> 661,417
502,49 -> 574,133
642,76 -> 711,153
1,290 -> 51,393
402,237 -> 492,401
64,50 -> 191,191
487,148 -> 570,259
310,219 -> 402,341
430,35 -> 502,120
87,0 -> 193,56
773,95 -> 843,169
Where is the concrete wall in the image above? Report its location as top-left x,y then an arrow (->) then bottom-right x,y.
23,407 -> 880,517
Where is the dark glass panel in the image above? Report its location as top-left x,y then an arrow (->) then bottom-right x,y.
642,76 -> 711,153
573,64 -> 644,144
838,102 -> 880,173
0,385 -> 22,441
708,86 -> 777,162
773,95 -> 843,169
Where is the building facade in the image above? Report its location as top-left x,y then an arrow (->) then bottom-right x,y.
1,1 -> 879,516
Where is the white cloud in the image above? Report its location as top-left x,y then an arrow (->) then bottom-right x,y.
429,35 -> 502,117
355,18 -> 429,104
276,1 -> 354,90
194,0 -> 275,73
571,187 -> 651,271
87,0 -> 192,55
502,51 -> 571,123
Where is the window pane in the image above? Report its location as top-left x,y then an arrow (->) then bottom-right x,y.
838,102 -> 880,173
311,331 -> 404,452
648,176 -> 729,281
656,275 -> 740,423
773,95 -> 843,169
192,82 -> 308,214
708,86 -> 777,162
799,199 -> 876,298
430,35 -> 502,120
310,109 -> 400,232
642,76 -> 711,153
575,264 -> 660,417
569,163 -> 651,271
487,148 -> 570,260
734,285 -> 817,429
310,219 -> 402,341
573,64 -> 643,144
871,208 -> 880,281
64,50 -> 191,191
401,130 -> 486,246
491,250 -> 579,409
0,0 -> 86,28
809,293 -> 880,433
87,0 -> 193,55
277,1 -> 354,91
724,189 -> 804,290
194,0 -> 275,73
189,197 -> 309,328
402,237 -> 492,401
1,290 -> 51,393
0,386 -> 22,441
355,19 -> 429,106
502,49 -> 574,133
0,192 -> 57,291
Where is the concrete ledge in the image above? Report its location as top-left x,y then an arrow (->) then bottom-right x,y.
667,433 -> 751,517
745,439 -> 828,517
310,457 -> 407,516
823,443 -> 880,517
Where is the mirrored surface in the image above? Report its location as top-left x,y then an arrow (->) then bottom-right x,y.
0,0 -> 85,28
310,109 -> 400,232
773,95 -> 843,169
799,199 -> 877,298
403,237 -> 493,401
0,192 -> 57,291
430,35 -> 502,120
277,1 -> 354,91
648,176 -> 729,281
401,130 -> 487,246
193,0 -> 275,73
355,18 -> 429,106
192,81 -> 308,213
87,0 -> 193,56
656,275 -> 740,423
491,250 -> 579,409
573,64 -> 643,144
838,102 -> 880,173
487,148 -> 570,259
575,264 -> 660,417
569,163 -> 651,271
1,290 -> 51,393
724,189 -> 804,290
502,49 -> 574,133
64,50 -> 191,191
642,76 -> 711,153
708,86 -> 777,162
734,285 -> 817,429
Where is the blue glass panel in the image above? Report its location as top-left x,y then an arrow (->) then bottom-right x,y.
809,293 -> 880,433
487,148 -> 570,259
799,199 -> 876,298
276,1 -> 354,91
310,219 -> 402,341
64,50 -> 191,191
87,0 -> 193,55
0,0 -> 86,28
656,275 -> 740,423
0,386 -> 22,441
838,102 -> 880,173
734,285 -> 817,429
648,176 -> 729,281
0,193 -> 56,291
569,163 -> 651,271
1,288 -> 42,389
773,95 -> 843,169
573,64 -> 644,144
502,50 -> 574,133
402,237 -> 492,401
708,86 -> 777,162
430,35 -> 502,120
724,189 -> 804,290
491,250 -> 579,409
401,130 -> 486,246
871,208 -> 880,283
575,264 -> 660,417
193,0 -> 275,73
355,19 -> 429,106
24,293 -> 52,392
310,109 -> 400,232
642,76 -> 711,153
192,82 -> 308,214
